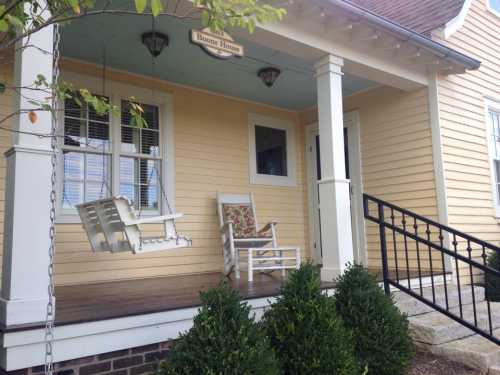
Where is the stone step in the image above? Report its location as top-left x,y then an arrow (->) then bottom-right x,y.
417,328 -> 500,374
490,366 -> 500,375
394,285 -> 486,317
409,300 -> 500,345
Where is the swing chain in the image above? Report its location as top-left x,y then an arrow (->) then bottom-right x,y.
45,22 -> 61,375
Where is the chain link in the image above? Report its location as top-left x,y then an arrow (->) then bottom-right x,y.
45,22 -> 61,375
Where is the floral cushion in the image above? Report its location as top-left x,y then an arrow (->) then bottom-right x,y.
223,204 -> 257,238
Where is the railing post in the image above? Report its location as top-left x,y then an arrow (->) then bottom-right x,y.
378,202 -> 391,295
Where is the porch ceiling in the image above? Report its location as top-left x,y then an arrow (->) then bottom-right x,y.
60,14 -> 378,111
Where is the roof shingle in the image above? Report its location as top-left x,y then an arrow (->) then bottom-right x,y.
347,0 -> 465,36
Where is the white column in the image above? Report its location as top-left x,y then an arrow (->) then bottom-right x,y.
314,54 -> 354,281
0,22 -> 55,325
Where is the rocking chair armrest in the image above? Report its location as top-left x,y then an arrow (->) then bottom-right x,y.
125,214 -> 183,226
260,221 -> 278,233
220,221 -> 234,234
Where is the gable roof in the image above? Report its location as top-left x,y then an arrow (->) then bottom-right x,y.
348,0 -> 465,36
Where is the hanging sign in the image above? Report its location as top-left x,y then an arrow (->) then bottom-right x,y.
190,28 -> 244,59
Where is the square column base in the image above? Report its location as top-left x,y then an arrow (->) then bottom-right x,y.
0,296 -> 53,326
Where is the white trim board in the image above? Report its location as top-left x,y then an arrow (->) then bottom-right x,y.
0,291 -> 335,371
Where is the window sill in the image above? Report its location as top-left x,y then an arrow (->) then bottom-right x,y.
250,173 -> 297,187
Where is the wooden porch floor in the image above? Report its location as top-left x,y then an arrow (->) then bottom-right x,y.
1,272 -> 334,332
2,268 -> 441,333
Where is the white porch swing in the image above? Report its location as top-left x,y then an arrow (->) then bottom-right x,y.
76,18 -> 191,254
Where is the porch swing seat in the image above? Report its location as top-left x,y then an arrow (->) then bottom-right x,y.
76,196 -> 192,254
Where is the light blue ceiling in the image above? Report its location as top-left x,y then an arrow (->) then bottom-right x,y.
60,13 -> 378,110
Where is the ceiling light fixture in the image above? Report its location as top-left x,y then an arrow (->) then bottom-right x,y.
258,67 -> 281,88
142,31 -> 169,58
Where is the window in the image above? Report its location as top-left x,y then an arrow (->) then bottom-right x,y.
488,0 -> 500,15
249,113 -> 296,186
59,90 -> 170,220
487,100 -> 500,216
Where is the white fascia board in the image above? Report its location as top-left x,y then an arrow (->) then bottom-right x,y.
433,0 -> 473,40
254,18 -> 428,90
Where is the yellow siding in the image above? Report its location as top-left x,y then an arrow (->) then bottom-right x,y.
434,0 -> 500,267
55,59 -> 309,285
301,85 -> 439,271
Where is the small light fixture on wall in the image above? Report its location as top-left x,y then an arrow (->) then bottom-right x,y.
142,31 -> 169,58
258,67 -> 281,88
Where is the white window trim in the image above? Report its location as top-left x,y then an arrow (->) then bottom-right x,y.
485,97 -> 500,218
248,113 -> 297,187
56,71 -> 175,223
486,0 -> 500,18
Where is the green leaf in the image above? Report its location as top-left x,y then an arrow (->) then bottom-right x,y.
151,0 -> 163,16
0,20 -> 8,33
0,82 -> 5,94
135,0 -> 147,13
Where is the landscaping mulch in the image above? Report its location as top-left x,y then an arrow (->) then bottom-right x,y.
409,350 -> 481,375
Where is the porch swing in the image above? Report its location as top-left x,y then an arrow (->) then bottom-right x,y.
76,18 -> 191,254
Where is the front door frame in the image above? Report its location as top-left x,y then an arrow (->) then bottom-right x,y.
306,111 -> 367,267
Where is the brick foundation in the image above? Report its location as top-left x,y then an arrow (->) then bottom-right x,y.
1,341 -> 173,375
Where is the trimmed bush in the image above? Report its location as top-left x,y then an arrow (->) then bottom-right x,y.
486,250 -> 500,302
159,281 -> 279,375
335,264 -> 413,375
262,263 -> 360,375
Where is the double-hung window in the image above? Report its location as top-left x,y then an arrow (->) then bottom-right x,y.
487,100 -> 500,216
59,93 -> 166,220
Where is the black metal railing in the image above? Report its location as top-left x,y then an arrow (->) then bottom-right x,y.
363,193 -> 500,346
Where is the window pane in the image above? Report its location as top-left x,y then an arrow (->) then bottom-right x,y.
64,97 -> 85,119
63,181 -> 83,208
120,157 -> 136,184
64,117 -> 86,147
255,125 -> 287,176
490,0 -> 500,12
88,122 -> 110,150
86,154 -> 110,183
119,157 -> 160,212
121,127 -> 140,154
63,151 -> 84,180
120,183 -> 137,206
143,104 -> 159,130
141,129 -> 160,156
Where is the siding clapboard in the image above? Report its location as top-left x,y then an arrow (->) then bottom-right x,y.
434,0 -> 500,266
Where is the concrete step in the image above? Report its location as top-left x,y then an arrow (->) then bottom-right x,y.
394,285 -> 486,317
417,328 -> 500,374
409,300 -> 500,345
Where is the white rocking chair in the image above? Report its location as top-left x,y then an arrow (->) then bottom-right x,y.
217,192 -> 301,281
76,196 -> 192,254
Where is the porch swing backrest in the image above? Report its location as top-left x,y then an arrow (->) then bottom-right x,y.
77,197 -> 141,252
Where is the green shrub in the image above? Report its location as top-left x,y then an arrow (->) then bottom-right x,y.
486,250 -> 500,302
335,264 -> 413,375
159,281 -> 279,375
262,263 -> 360,375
